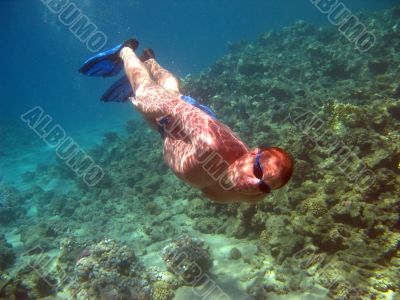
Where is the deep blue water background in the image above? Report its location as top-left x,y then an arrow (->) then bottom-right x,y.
0,0 -> 398,139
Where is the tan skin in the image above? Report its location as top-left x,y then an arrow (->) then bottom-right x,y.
120,47 -> 293,203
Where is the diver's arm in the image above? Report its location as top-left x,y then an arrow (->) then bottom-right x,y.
144,58 -> 180,94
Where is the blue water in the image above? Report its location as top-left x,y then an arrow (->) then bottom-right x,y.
0,0 -> 396,188
0,0 -> 397,128
1,1 -> 399,299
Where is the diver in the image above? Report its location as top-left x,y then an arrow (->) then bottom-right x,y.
79,38 -> 293,203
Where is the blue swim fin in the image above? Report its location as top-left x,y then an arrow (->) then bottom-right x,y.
181,95 -> 218,119
101,75 -> 134,102
79,44 -> 124,77
79,39 -> 139,77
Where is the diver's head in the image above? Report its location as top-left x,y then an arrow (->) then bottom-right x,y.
230,147 -> 293,195
253,147 -> 293,191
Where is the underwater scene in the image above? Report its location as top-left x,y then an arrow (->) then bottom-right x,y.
1,1 -> 400,299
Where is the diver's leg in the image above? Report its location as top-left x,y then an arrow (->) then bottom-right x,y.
120,47 -> 153,95
122,47 -> 229,159
120,47 -> 176,120
144,58 -> 180,94
140,48 -> 180,94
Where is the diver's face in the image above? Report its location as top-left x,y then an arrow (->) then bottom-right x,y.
229,151 -> 265,195
232,147 -> 293,195
231,147 -> 293,195
255,147 -> 294,190
253,150 -> 272,193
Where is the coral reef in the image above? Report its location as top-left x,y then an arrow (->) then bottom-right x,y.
0,183 -> 25,226
0,257 -> 58,299
0,235 -> 15,271
180,5 -> 400,298
1,4 -> 400,300
67,239 -> 151,300
151,281 -> 174,300
228,247 -> 242,260
161,235 -> 212,284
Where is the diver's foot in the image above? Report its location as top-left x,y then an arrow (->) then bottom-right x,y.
140,48 -> 155,62
123,38 -> 139,51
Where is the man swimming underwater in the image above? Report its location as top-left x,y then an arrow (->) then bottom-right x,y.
79,39 -> 293,203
